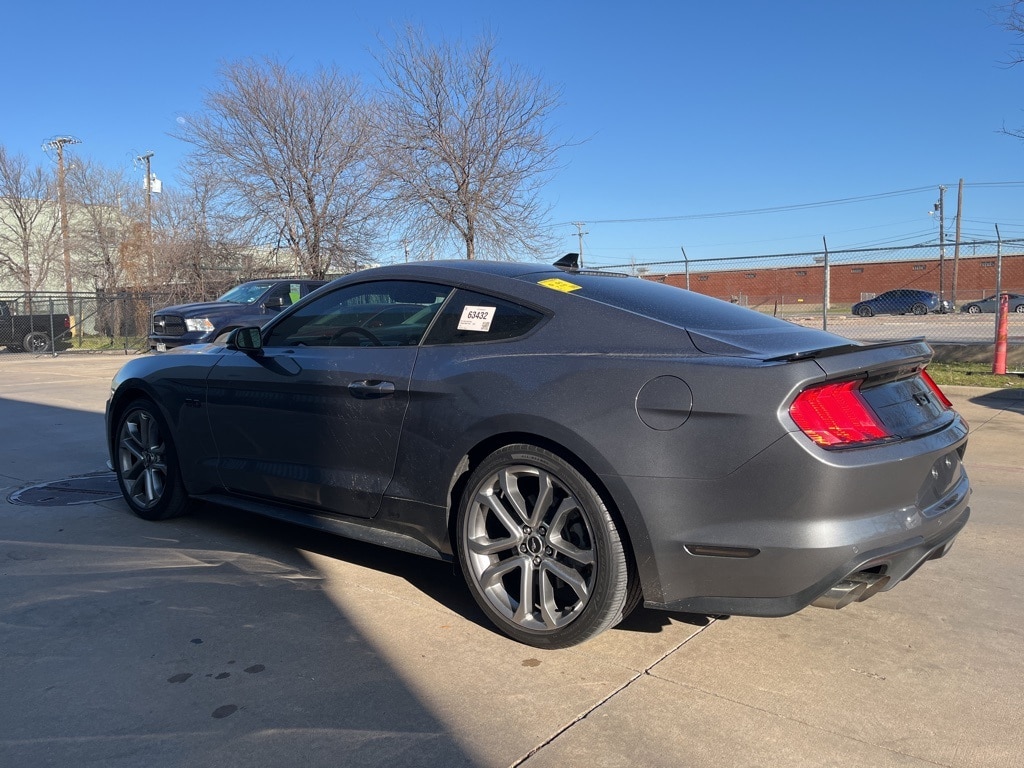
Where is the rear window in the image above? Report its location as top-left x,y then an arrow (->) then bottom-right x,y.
525,272 -> 788,333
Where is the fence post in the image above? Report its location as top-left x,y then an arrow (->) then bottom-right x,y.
48,298 -> 57,357
822,237 -> 830,332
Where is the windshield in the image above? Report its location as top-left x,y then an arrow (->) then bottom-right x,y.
217,282 -> 276,304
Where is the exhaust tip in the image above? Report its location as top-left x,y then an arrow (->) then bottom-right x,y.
812,572 -> 890,610
849,573 -> 891,601
812,579 -> 869,610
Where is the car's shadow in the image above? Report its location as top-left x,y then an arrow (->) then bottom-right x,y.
192,500 -> 717,640
968,388 -> 1024,413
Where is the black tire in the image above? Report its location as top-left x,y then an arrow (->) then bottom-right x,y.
1015,304 -> 1024,314
966,305 -> 981,314
911,303 -> 927,316
857,305 -> 874,318
113,398 -> 189,521
456,444 -> 635,648
23,331 -> 51,353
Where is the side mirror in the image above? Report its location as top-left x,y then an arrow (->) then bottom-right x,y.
264,296 -> 285,309
227,327 -> 264,355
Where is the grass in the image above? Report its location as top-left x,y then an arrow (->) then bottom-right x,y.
926,361 -> 1024,389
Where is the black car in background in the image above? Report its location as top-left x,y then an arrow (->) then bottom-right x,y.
109,258 -> 971,647
852,289 -> 951,317
0,299 -> 72,353
149,279 -> 327,351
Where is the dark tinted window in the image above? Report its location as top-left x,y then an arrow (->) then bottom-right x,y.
528,272 -> 788,332
424,289 -> 544,345
265,280 -> 452,347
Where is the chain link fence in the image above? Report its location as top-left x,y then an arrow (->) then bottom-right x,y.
3,239 -> 1022,368
0,290 -> 171,357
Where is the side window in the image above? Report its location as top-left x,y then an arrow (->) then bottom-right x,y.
424,289 -> 544,345
300,282 -> 323,299
265,280 -> 452,348
266,283 -> 300,306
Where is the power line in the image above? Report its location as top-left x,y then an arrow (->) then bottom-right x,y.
559,182 -> 1024,227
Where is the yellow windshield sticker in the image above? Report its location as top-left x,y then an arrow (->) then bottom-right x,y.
538,278 -> 582,293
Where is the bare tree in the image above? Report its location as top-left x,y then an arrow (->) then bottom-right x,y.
0,147 -> 60,297
175,58 -> 382,280
999,1 -> 1024,64
152,163 -> 273,303
66,158 -> 138,292
996,2 -> 1024,138
375,26 -> 567,260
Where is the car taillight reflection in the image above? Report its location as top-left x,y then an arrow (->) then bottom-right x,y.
790,379 -> 891,448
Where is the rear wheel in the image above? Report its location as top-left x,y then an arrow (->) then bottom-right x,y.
114,399 -> 189,521
23,331 -> 51,353
911,302 -> 927,315
857,305 -> 874,317
457,444 -> 635,648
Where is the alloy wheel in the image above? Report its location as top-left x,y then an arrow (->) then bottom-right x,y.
117,407 -> 169,511
463,464 -> 598,632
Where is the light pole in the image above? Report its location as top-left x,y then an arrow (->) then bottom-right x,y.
137,151 -> 155,280
44,136 -> 81,315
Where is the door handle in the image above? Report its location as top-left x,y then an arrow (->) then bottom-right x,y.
348,380 -> 396,399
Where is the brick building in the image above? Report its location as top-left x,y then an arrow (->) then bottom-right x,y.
653,252 -> 1024,308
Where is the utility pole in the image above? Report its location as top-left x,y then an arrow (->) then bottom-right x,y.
571,222 -> 588,268
952,178 -> 964,310
44,136 -> 81,315
935,185 -> 946,304
137,152 -> 155,281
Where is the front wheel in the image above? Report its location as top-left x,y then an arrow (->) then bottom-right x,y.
911,303 -> 928,316
966,305 -> 981,314
114,399 -> 189,521
23,331 -> 51,353
457,444 -> 635,648
1015,304 -> 1024,314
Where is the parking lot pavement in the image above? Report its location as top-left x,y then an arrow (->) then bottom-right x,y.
1,355 -> 1022,768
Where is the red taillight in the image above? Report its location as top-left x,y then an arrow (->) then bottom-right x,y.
920,369 -> 952,409
789,379 -> 891,447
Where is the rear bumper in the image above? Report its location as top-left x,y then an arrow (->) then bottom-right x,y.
648,484 -> 969,616
603,417 -> 971,617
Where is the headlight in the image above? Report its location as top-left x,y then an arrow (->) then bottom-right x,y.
185,318 -> 215,333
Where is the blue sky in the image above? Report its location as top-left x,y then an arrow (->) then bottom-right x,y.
3,1 -> 1023,268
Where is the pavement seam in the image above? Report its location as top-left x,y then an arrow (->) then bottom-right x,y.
508,620 -> 720,768
639,673 -> 954,768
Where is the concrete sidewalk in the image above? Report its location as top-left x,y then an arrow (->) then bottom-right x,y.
1,355 -> 1021,768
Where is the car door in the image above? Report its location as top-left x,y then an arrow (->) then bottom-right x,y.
205,279 -> 452,518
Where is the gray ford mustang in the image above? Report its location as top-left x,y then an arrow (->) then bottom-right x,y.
106,257 -> 971,648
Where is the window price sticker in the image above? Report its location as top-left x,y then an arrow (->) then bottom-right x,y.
458,305 -> 496,332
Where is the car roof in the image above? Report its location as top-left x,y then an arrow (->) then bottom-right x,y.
358,260 -> 566,279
